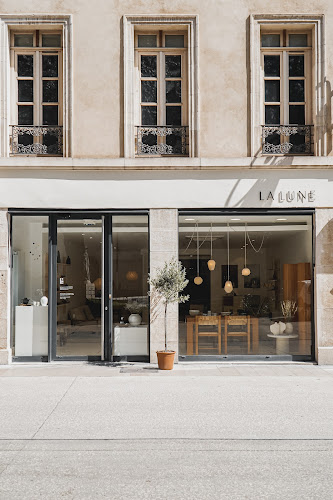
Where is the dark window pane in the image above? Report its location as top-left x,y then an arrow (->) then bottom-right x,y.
43,133 -> 60,154
289,34 -> 307,47
166,133 -> 183,154
43,105 -> 58,125
43,80 -> 58,103
289,55 -> 304,77
289,133 -> 306,154
18,134 -> 33,146
289,80 -> 305,102
289,105 -> 305,124
265,105 -> 280,124
141,81 -> 157,103
165,35 -> 184,48
138,35 -> 157,48
141,56 -> 157,77
18,55 -> 33,77
42,55 -> 58,77
18,80 -> 33,102
42,34 -> 61,47
165,55 -> 181,77
141,106 -> 157,125
166,81 -> 181,103
265,132 -> 280,146
264,55 -> 280,77
261,34 -> 280,47
265,80 -> 280,102
142,133 -> 157,147
166,106 -> 181,125
14,34 -> 33,47
18,105 -> 33,125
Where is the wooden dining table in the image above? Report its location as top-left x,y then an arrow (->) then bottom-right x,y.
185,315 -> 259,355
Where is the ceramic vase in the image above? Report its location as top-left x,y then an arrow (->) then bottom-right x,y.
128,313 -> 141,326
40,296 -> 48,307
270,321 -> 286,335
285,322 -> 293,334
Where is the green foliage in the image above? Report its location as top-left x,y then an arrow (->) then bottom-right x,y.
148,258 -> 190,305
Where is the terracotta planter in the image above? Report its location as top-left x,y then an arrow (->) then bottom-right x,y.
156,350 -> 175,370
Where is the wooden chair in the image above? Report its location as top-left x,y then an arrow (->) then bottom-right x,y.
195,316 -> 221,355
224,315 -> 251,354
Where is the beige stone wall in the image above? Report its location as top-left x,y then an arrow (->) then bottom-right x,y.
149,209 -> 178,363
0,210 -> 10,364
1,1 -> 331,159
315,209 -> 333,364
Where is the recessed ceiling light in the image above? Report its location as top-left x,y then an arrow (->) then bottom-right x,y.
82,233 -> 85,235
276,218 -> 287,221
231,218 -> 241,221
185,218 -> 195,221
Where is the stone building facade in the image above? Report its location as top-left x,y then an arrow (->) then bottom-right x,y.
0,1 -> 332,364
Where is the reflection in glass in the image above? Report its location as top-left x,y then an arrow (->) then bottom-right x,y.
265,105 -> 280,125
11,216 -> 49,357
289,34 -> 307,47
14,34 -> 33,47
43,105 -> 58,125
289,55 -> 304,77
178,215 -> 313,358
18,105 -> 33,125
289,105 -> 305,124
56,220 -> 102,358
141,81 -> 157,103
166,81 -> 181,103
141,55 -> 157,78
18,55 -> 33,77
165,35 -> 184,47
265,80 -> 280,102
18,80 -> 33,102
42,34 -> 61,47
165,55 -> 181,77
112,216 -> 149,359
289,80 -> 305,102
138,35 -> 157,47
42,55 -> 58,77
141,106 -> 157,125
166,106 -> 181,125
264,55 -> 280,77
261,34 -> 280,47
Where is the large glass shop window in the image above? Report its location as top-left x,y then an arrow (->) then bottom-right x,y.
11,216 -> 49,357
179,215 -> 313,358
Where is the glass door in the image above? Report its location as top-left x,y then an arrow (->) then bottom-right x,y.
55,218 -> 103,358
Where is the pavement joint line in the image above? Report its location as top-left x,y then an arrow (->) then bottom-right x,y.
1,438 -> 333,442
30,376 -> 77,440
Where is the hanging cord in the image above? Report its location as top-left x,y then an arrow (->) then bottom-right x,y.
227,222 -> 230,280
210,223 -> 213,258
184,224 -> 210,253
196,223 -> 199,276
247,232 -> 265,253
244,224 -> 247,268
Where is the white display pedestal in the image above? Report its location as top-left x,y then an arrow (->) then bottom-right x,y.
267,333 -> 298,355
15,306 -> 48,356
113,325 -> 148,355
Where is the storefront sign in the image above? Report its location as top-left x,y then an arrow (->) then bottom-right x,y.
259,190 -> 315,203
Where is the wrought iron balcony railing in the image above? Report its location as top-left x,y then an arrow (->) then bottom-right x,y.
10,125 -> 63,156
136,125 -> 188,156
262,125 -> 313,155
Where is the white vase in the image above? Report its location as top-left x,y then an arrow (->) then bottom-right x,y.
128,313 -> 141,326
278,321 -> 286,334
285,322 -> 293,334
40,296 -> 48,307
270,322 -> 280,335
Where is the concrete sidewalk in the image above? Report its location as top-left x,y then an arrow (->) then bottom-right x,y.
0,363 -> 332,499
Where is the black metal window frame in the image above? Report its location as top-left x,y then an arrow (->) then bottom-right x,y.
9,209 -> 150,363
178,208 -> 316,362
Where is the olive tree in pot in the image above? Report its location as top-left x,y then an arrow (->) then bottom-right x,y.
148,258 -> 189,370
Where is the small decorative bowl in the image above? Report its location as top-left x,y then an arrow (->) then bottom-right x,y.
189,309 -> 200,316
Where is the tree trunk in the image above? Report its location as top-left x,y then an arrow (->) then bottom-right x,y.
164,301 -> 168,351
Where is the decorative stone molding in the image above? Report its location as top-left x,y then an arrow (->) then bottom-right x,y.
0,14 -> 72,157
250,14 -> 325,157
123,15 -> 199,158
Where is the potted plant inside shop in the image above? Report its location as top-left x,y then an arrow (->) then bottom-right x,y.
125,297 -> 147,326
281,300 -> 298,334
148,258 -> 189,370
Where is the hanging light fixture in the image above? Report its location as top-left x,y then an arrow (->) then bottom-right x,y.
194,222 -> 203,285
224,223 -> 233,293
242,223 -> 251,277
207,223 -> 216,271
